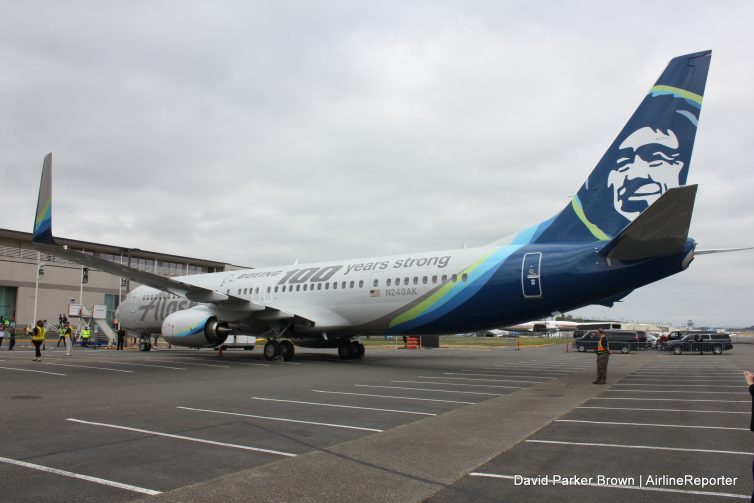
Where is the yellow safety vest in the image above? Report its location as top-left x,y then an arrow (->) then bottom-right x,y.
596,334 -> 609,354
32,326 -> 46,342
81,329 -> 91,339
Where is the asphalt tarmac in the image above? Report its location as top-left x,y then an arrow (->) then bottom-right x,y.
0,341 -> 751,502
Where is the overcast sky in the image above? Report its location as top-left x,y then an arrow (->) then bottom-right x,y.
1,1 -> 752,328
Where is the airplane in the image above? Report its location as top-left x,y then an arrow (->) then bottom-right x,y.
504,320 -> 579,333
33,50 -> 737,361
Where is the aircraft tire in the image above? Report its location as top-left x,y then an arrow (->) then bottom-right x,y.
338,342 -> 355,359
264,340 -> 281,361
355,341 -> 365,359
281,340 -> 295,361
138,341 -> 152,352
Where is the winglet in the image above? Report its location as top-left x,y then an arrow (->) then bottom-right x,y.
599,185 -> 697,261
33,153 -> 56,245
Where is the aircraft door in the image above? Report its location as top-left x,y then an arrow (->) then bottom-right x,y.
521,252 -> 543,299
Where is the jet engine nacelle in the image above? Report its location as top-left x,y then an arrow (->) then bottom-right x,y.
161,307 -> 231,348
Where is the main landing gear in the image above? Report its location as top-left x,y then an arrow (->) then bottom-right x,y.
263,339 -> 295,361
338,340 -> 365,360
138,333 -> 152,352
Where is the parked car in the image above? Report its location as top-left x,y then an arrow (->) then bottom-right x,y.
573,330 -> 646,354
665,332 -> 733,355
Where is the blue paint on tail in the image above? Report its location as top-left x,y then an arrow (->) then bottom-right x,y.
534,50 -> 711,243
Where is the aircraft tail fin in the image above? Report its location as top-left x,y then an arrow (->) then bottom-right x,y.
599,184 -> 697,261
33,153 -> 56,245
527,51 -> 711,244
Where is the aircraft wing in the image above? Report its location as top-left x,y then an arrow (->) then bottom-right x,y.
694,247 -> 754,255
32,153 -> 264,310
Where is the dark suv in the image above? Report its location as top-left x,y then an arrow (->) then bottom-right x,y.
665,332 -> 733,355
573,330 -> 646,354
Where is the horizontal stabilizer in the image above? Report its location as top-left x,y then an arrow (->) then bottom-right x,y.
599,185 -> 697,261
695,246 -> 754,255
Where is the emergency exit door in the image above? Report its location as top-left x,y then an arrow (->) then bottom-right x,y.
521,252 -> 543,299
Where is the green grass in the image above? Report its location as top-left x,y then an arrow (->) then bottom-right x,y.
360,335 -> 572,348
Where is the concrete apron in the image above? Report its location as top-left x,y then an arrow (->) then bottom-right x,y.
140,352 -> 654,503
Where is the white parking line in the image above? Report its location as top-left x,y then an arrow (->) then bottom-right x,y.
312,389 -> 475,404
177,406 -> 382,432
99,361 -> 185,370
0,366 -> 65,376
0,455 -> 161,495
614,383 -> 741,388
393,380 -> 525,389
608,389 -> 745,395
439,373 -> 544,383
461,370 -> 556,379
41,362 -> 133,373
526,439 -> 753,456
484,368 -> 569,375
622,378 -> 740,382
146,358 -> 230,368
354,385 -> 502,396
593,397 -> 749,403
577,406 -> 748,415
250,397 -> 435,416
555,419 -> 749,431
415,376 -> 524,387
66,418 -> 296,457
468,472 -> 749,500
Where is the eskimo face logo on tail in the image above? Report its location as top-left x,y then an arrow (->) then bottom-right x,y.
608,126 -> 685,220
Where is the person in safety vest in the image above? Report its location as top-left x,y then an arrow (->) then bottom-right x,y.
80,326 -> 92,348
31,320 -> 46,362
63,321 -> 73,356
593,329 -> 610,385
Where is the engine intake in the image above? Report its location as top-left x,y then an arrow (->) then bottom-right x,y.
162,308 -> 231,348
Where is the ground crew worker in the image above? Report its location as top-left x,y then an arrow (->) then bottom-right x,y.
116,327 -> 125,350
8,320 -> 16,350
593,329 -> 610,384
63,321 -> 73,356
80,326 -> 91,348
56,326 -> 66,347
31,320 -> 45,361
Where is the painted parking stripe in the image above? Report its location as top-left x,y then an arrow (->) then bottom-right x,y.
622,378 -> 741,382
0,366 -> 65,376
393,380 -> 527,389
66,418 -> 296,457
250,397 -> 435,416
415,376 -> 524,387
555,419 -> 748,431
312,389 -> 475,405
614,383 -> 742,388
146,358 -> 230,368
608,389 -> 746,395
467,472 -> 749,500
439,373 -> 544,383
593,397 -> 749,403
578,406 -> 748,415
526,439 -> 753,456
41,362 -> 133,373
176,406 -> 382,432
0,455 -> 160,495
461,370 -> 556,379
354,384 -> 502,396
99,361 -> 185,370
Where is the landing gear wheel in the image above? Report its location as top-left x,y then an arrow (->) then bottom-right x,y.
338,341 -> 356,359
355,341 -> 365,359
281,340 -> 295,361
138,341 -> 152,352
264,340 -> 282,361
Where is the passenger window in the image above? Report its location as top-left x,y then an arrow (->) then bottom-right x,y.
274,286 -> 278,293
373,279 -> 378,287
333,282 -> 337,289
304,284 -> 308,291
350,281 -> 354,288
325,283 -> 329,290
255,287 -> 259,294
451,274 -> 457,282
266,287 -> 271,293
296,285 -> 300,292
386,278 -> 391,286
404,278 -> 409,286
342,281 -> 346,289
317,283 -> 322,290
462,273 -> 468,282
358,280 -> 364,288
442,275 -> 447,282
432,275 -> 437,283
413,277 -> 418,285
422,276 -> 427,284
282,286 -> 286,292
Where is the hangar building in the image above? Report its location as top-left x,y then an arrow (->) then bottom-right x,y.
0,228 -> 239,329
